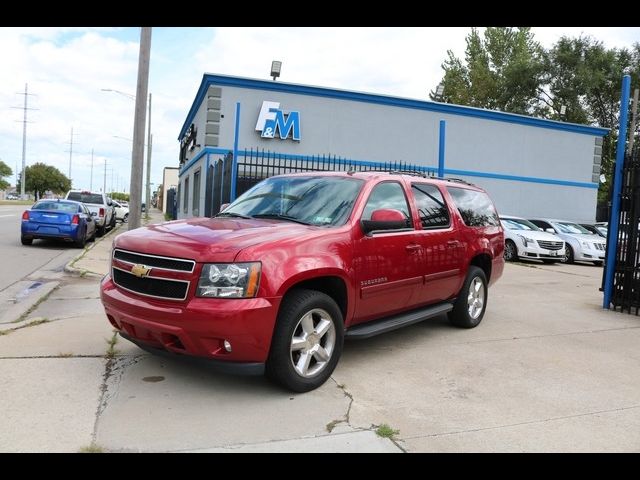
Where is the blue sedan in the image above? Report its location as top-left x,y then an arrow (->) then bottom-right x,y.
21,199 -> 97,248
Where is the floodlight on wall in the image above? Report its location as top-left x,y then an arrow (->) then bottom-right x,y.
271,61 -> 282,81
560,105 -> 567,116
432,83 -> 445,101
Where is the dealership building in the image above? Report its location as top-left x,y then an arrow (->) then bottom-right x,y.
177,73 -> 608,222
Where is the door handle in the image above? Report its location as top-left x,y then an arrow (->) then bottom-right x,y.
447,240 -> 460,247
406,244 -> 421,253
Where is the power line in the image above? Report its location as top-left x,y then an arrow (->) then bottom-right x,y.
64,127 -> 80,187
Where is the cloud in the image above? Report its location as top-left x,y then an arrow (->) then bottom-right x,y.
1,26 -> 638,195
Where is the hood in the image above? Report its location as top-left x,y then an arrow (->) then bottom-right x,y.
506,229 -> 562,242
114,216 -> 317,262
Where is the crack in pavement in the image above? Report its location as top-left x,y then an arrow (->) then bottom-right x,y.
402,404 -> 640,441
0,354 -> 104,359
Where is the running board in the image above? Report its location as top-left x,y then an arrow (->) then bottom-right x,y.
345,302 -> 454,340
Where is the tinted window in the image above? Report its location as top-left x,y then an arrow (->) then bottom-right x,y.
447,187 -> 499,227
412,183 -> 449,228
67,192 -> 104,204
362,182 -> 412,227
32,201 -> 78,213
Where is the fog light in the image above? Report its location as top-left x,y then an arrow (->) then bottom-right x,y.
223,340 -> 232,352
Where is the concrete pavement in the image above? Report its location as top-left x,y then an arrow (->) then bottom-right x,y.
1,213 -> 639,452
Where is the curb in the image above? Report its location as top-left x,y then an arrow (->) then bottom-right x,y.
63,223 -> 121,279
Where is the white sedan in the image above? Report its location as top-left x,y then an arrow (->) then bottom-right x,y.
112,201 -> 129,223
501,215 -> 565,263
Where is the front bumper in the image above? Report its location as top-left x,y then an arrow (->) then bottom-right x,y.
518,245 -> 565,260
100,274 -> 282,367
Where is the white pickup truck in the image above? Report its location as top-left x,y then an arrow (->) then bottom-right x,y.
65,190 -> 116,237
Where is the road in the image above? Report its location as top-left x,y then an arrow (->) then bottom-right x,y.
0,204 -> 79,292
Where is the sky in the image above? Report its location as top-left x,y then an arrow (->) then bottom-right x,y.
1,27 -> 639,194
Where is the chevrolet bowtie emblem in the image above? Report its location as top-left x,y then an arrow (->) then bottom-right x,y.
131,264 -> 152,278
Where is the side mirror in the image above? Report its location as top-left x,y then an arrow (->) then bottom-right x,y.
219,203 -> 230,213
361,209 -> 407,235
107,199 -> 113,206
545,228 -> 555,234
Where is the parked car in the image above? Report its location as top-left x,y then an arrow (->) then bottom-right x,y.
101,172 -> 504,392
529,218 -> 605,265
65,190 -> 115,237
112,200 -> 129,223
21,199 -> 96,247
580,223 -> 607,238
500,215 -> 565,263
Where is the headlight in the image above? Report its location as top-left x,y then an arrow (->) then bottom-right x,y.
581,241 -> 589,249
197,262 -> 261,298
518,235 -> 535,247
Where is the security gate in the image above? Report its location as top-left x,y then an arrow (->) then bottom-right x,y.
610,146 -> 640,313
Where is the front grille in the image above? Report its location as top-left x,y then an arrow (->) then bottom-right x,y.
537,240 -> 564,251
594,243 -> 606,251
113,268 -> 189,300
113,249 -> 195,272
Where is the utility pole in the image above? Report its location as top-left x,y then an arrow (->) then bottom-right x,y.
12,84 -> 37,200
90,148 -> 94,191
145,93 -> 152,217
128,27 -> 152,230
103,158 -> 107,193
64,127 -> 79,187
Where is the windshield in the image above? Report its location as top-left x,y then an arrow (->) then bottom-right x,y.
501,218 -> 540,231
222,176 -> 364,227
552,221 -> 591,234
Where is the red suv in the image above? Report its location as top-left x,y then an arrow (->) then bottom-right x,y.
101,172 -> 504,392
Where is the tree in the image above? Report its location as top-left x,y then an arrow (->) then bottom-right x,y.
432,27 -> 546,115
16,163 -> 71,200
0,160 -> 12,191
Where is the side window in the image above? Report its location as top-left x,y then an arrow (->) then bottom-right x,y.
412,183 -> 450,228
447,187 -> 499,227
362,182 -> 412,228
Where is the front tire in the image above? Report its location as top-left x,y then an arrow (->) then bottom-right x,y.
266,289 -> 344,393
561,245 -> 574,264
504,240 -> 517,262
449,266 -> 487,329
123,213 -> 129,223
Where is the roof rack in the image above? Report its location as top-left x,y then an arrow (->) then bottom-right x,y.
443,177 -> 475,186
346,169 -> 432,178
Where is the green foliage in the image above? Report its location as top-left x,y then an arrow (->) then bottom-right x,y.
0,160 -> 12,191
16,163 -> 71,200
434,28 -> 545,114
110,192 -> 129,201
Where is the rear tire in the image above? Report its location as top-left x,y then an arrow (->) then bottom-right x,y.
593,261 -> 603,267
449,266 -> 487,329
21,236 -> 32,246
75,230 -> 86,248
266,289 -> 343,393
97,225 -> 105,237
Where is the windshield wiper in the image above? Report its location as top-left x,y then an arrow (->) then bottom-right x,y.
215,212 -> 253,219
252,213 -> 311,225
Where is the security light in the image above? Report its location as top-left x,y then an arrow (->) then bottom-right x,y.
271,61 -> 282,81
435,84 -> 444,97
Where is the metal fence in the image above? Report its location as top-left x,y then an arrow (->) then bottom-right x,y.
205,148 -> 436,215
611,146 -> 640,313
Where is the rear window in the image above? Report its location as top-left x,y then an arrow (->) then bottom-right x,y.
67,192 -> 104,204
33,201 -> 79,213
447,187 -> 500,227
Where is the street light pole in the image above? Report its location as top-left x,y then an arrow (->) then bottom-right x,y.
128,27 -> 152,230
